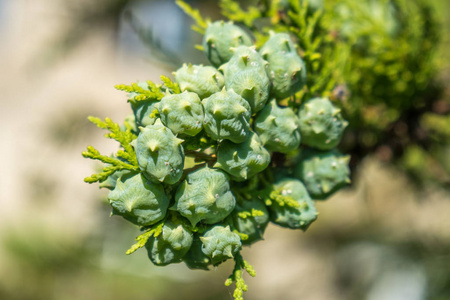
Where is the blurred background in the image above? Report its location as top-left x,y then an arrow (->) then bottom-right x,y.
0,0 -> 449,299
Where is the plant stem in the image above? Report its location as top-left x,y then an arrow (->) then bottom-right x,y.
185,150 -> 217,163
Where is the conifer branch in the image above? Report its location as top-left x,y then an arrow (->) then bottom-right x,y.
232,230 -> 249,242
176,1 -> 209,34
115,81 -> 164,103
82,117 -> 139,183
185,150 -> 217,162
161,75 -> 181,94
126,221 -> 165,255
225,253 -> 256,300
237,208 -> 265,219
219,0 -> 261,28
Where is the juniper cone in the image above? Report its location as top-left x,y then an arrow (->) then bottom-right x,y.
260,32 -> 297,55
202,88 -> 251,143
260,33 -> 307,99
298,97 -> 348,150
145,219 -> 193,266
295,149 -> 351,199
220,46 -> 270,113
158,91 -> 204,136
173,166 -> 236,226
183,235 -> 213,270
267,178 -> 318,230
203,21 -> 253,67
132,120 -> 185,184
254,99 -> 301,153
232,196 -> 270,245
215,132 -> 271,181
174,64 -> 224,99
108,172 -> 170,226
200,226 -> 242,265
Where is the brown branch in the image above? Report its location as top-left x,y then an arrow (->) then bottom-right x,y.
185,150 -> 217,163
180,163 -> 207,182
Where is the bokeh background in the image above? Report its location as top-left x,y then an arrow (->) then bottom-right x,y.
0,0 -> 449,299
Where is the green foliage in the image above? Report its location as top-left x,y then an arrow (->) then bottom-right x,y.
115,81 -> 164,103
219,0 -> 262,28
216,0 -> 449,187
175,0 -> 210,34
160,75 -> 181,94
421,113 -> 450,141
126,221 -> 164,255
401,144 -> 450,185
116,76 -> 183,103
237,209 -> 265,219
82,117 -> 138,183
319,0 -> 448,186
224,253 -> 256,300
